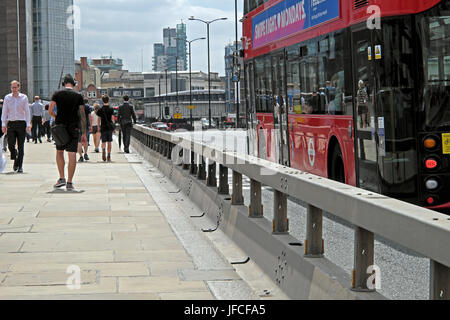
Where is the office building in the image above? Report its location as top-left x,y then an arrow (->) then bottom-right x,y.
0,0 -> 33,98
153,23 -> 187,72
32,0 -> 75,99
89,56 -> 123,73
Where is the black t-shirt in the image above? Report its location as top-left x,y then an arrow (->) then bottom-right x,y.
97,105 -> 114,133
84,104 -> 92,127
51,89 -> 84,127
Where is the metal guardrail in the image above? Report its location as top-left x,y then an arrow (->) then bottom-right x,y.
132,125 -> 450,300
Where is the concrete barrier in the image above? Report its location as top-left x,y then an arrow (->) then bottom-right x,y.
131,136 -> 386,300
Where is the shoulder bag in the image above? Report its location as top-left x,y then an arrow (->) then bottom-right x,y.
51,124 -> 70,148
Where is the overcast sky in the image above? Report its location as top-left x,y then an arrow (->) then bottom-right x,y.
73,0 -> 243,76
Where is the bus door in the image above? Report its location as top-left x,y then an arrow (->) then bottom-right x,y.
351,27 -> 381,192
272,52 -> 290,166
352,20 -> 417,198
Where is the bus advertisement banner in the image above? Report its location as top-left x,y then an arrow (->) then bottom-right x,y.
252,0 -> 340,49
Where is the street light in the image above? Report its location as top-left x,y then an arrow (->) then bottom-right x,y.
176,36 -> 205,129
189,16 -> 228,129
165,68 -> 168,120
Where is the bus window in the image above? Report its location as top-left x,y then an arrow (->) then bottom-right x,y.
254,56 -> 265,112
287,45 -> 301,114
418,6 -> 450,131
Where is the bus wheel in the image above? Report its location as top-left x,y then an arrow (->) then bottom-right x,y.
330,145 -> 345,183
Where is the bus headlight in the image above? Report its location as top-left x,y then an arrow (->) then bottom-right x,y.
425,178 -> 439,190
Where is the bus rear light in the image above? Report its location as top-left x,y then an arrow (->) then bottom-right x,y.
426,197 -> 435,205
425,179 -> 439,190
424,137 -> 437,149
425,158 -> 438,170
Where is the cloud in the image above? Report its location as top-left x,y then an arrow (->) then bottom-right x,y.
73,0 -> 243,75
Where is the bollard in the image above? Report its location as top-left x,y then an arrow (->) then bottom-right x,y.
273,190 -> 289,234
207,161 -> 217,187
218,164 -> 229,195
304,205 -> 324,258
430,260 -> 450,300
249,179 -> 263,218
231,171 -> 244,205
352,227 -> 375,292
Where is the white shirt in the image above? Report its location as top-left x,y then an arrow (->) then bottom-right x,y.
91,111 -> 99,127
1,93 -> 31,127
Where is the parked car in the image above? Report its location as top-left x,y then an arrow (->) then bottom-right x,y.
201,118 -> 216,130
151,122 -> 169,131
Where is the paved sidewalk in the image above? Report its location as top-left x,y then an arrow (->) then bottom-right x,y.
0,139 -> 272,300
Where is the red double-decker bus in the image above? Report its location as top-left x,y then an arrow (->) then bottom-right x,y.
243,0 -> 450,210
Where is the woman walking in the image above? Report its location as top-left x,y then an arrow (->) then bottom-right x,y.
91,103 -> 101,153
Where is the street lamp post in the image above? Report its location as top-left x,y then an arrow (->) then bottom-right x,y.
165,69 -> 168,120
158,74 -> 161,119
189,16 -> 227,129
176,36 -> 205,129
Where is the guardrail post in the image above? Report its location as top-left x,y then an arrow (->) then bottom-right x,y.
304,205 -> 324,257
249,179 -> 263,218
190,151 -> 197,175
273,190 -> 289,234
197,156 -> 206,180
164,141 -> 169,158
218,164 -> 229,195
352,227 -> 375,292
182,149 -> 190,170
430,260 -> 450,300
167,142 -> 172,160
207,161 -> 217,187
231,171 -> 244,205
158,139 -> 163,154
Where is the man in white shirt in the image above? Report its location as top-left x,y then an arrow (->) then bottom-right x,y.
1,80 -> 31,173
30,96 -> 44,143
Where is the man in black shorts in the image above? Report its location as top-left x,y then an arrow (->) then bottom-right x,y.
97,95 -> 115,162
49,74 -> 87,191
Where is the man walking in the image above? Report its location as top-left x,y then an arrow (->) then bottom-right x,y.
1,81 -> 31,173
77,99 -> 92,162
42,104 -> 52,142
30,96 -> 44,143
0,99 -> 6,152
97,95 -> 115,162
49,74 -> 87,191
117,95 -> 137,153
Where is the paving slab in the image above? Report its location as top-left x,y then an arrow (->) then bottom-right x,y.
0,138 -> 275,300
